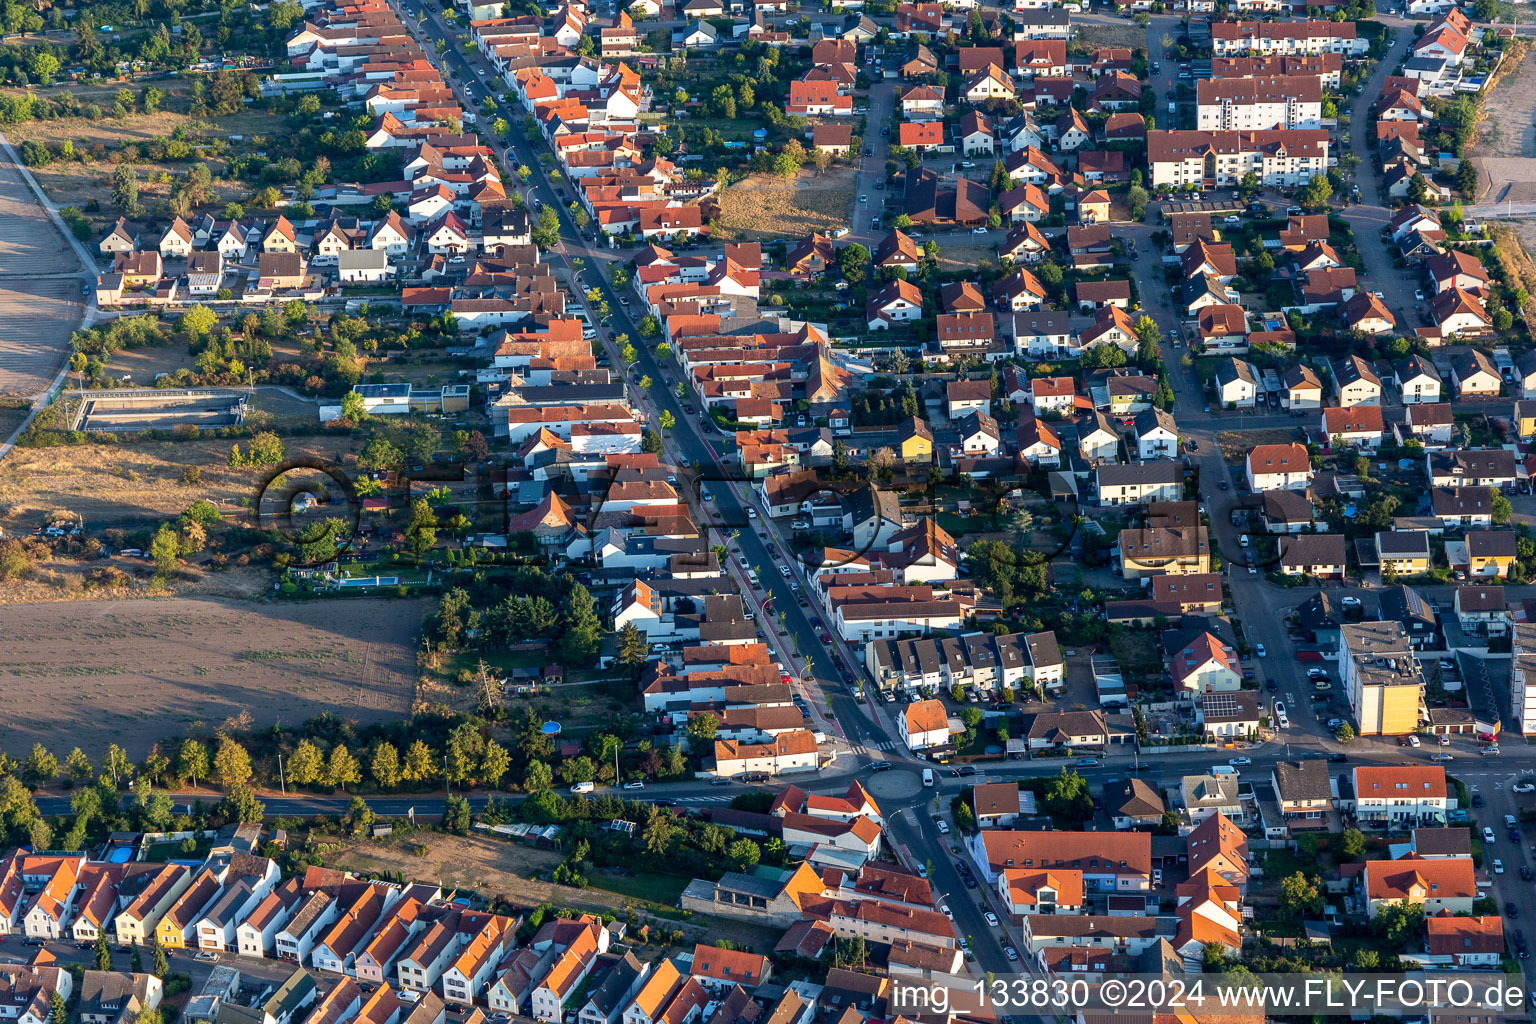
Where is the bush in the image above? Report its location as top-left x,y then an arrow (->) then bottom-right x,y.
18,140 -> 50,167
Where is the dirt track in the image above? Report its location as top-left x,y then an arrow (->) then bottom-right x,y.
0,596 -> 427,756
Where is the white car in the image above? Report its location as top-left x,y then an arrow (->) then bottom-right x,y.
1340,596 -> 1362,607
1484,827 -> 1497,844
936,820 -> 950,834
623,781 -> 644,790
860,194 -> 868,203
971,226 -> 988,234
1495,859 -> 1506,874
1255,643 -> 1267,657
1408,735 -> 1421,747
779,566 -> 791,578
746,507 -> 758,519
1515,782 -> 1536,794
940,904 -> 953,919
1229,756 -> 1252,767
985,912 -> 1000,928
1414,289 -> 1425,301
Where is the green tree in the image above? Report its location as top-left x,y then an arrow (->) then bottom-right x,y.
64,747 -> 93,783
659,409 -> 676,431
1340,827 -> 1366,859
287,739 -> 324,786
443,794 -> 472,834
23,743 -> 58,785
642,806 -> 679,857
181,303 -> 217,338
402,740 -> 436,783
481,740 -> 511,788
1493,492 -> 1514,524
94,931 -> 112,971
177,738 -> 209,787
149,523 -> 181,575
152,942 -> 169,978
1301,173 -> 1333,209
617,623 -> 650,671
48,993 -> 66,1024
556,584 -> 604,666
326,744 -> 361,791
1457,158 -> 1481,197
112,165 -> 139,215
1279,871 -> 1323,920
213,737 -> 252,789
340,390 -> 367,422
726,838 -> 761,872
837,242 -> 871,284
370,742 -> 401,789
687,712 -> 720,750
1044,767 -> 1091,819
524,760 -> 554,791
406,497 -> 439,560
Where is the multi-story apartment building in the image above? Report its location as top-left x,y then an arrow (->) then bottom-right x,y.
1210,20 -> 1369,56
1513,622 -> 1536,736
1341,621 -> 1424,736
1196,76 -> 1324,131
1148,130 -> 1330,189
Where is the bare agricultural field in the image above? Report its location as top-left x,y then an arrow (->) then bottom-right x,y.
0,105 -> 268,209
1078,23 -> 1148,50
1471,40 -> 1536,162
0,596 -> 427,757
0,431 -> 357,533
329,833 -> 783,952
715,167 -> 854,241
931,243 -> 996,272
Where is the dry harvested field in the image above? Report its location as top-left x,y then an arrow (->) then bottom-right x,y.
0,430 -> 357,533
931,243 -> 995,272
0,596 -> 427,757
1078,23 -> 1147,49
716,166 -> 854,240
0,98 -> 274,209
0,144 -> 84,396
329,833 -> 783,951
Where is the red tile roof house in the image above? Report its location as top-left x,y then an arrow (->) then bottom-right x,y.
787,79 -> 852,116
1413,913 -> 1504,968
898,121 -> 945,152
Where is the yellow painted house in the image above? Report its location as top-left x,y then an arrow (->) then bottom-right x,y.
1466,530 -> 1517,578
1118,527 -> 1212,580
156,869 -> 222,949
898,416 -> 934,464
1516,400 -> 1536,441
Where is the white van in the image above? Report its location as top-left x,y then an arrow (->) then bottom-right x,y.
570,781 -> 595,794
1211,765 -> 1238,777
922,769 -> 934,787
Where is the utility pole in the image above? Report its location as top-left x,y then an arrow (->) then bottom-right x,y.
278,753 -> 286,795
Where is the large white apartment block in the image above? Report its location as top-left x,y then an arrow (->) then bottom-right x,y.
1196,76 -> 1324,131
1210,20 -> 1369,56
1514,622 -> 1536,736
1148,130 -> 1330,189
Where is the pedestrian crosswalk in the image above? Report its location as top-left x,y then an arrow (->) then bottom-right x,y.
848,739 -> 898,756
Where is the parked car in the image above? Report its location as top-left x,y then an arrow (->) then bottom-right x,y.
1485,826 -> 1498,843
985,912 -> 1000,928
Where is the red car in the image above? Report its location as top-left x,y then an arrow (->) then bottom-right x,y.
819,632 -> 832,645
